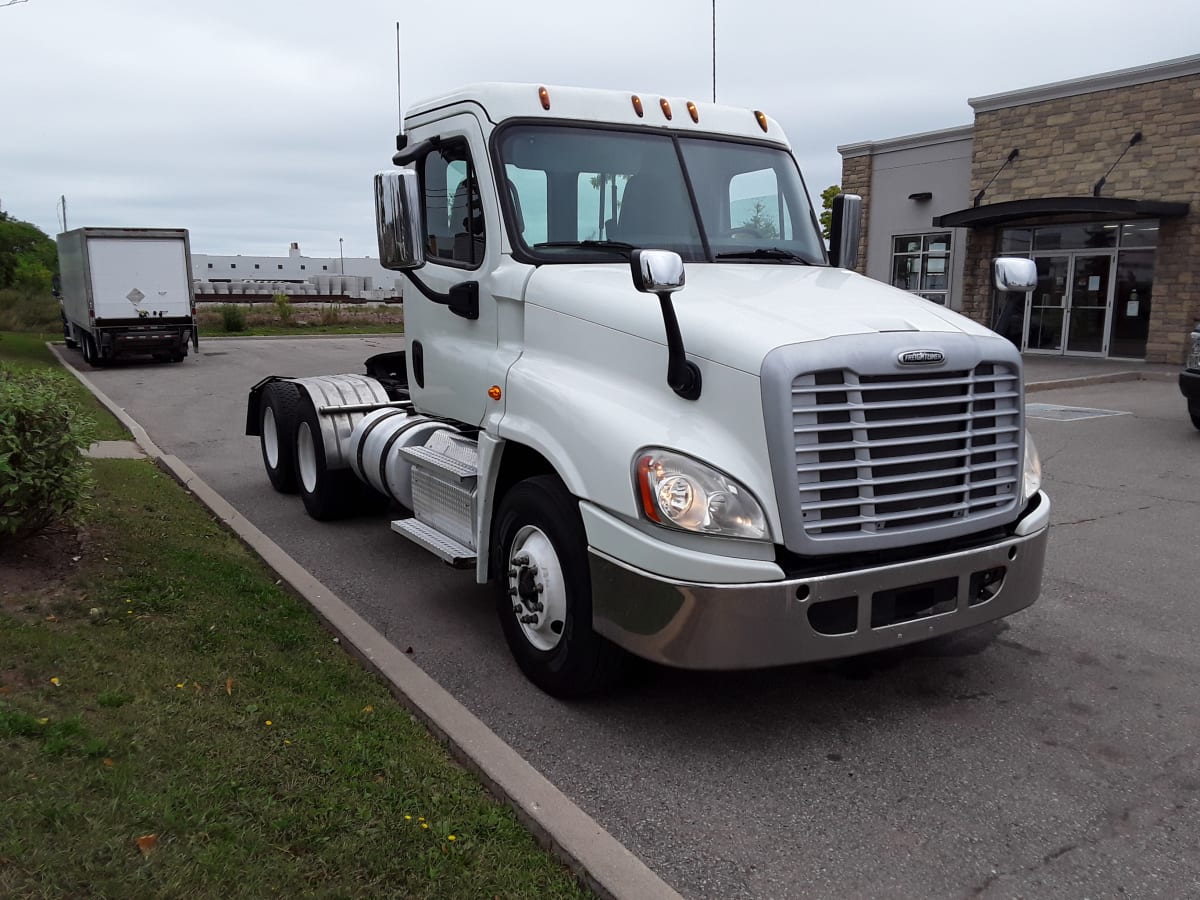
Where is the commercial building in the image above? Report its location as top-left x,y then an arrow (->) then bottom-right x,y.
839,55 -> 1198,364
190,242 -> 403,300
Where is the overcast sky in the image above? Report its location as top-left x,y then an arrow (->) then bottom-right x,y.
2,0 -> 1196,258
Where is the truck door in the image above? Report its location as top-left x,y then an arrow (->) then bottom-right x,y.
406,114 -> 500,426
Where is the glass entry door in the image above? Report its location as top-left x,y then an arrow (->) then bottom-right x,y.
1066,254 -> 1113,354
1024,252 -> 1115,356
1026,256 -> 1068,352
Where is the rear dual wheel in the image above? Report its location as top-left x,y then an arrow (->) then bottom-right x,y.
260,381 -> 304,493
294,395 -> 386,520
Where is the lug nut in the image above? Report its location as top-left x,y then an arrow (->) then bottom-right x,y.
512,605 -> 521,614
535,582 -> 545,593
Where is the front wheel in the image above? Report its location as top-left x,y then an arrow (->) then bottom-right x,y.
491,475 -> 630,697
1189,399 -> 1200,431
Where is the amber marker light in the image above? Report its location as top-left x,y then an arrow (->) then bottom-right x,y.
635,454 -> 664,524
631,94 -> 644,117
488,385 -> 502,400
686,101 -> 699,123
754,110 -> 769,132
659,98 -> 672,120
538,86 -> 551,110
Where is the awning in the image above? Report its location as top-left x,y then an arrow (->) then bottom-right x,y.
933,196 -> 1190,229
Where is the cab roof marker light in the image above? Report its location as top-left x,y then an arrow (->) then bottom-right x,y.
538,86 -> 551,110
686,101 -> 699,123
754,110 -> 769,133
631,94 -> 644,117
659,98 -> 672,120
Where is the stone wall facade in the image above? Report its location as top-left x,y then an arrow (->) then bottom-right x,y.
839,153 -> 872,275
967,72 -> 1199,364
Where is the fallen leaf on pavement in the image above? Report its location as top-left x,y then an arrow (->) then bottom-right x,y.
226,677 -> 233,696
135,834 -> 158,857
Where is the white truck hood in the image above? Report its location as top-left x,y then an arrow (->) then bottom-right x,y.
522,263 -> 995,375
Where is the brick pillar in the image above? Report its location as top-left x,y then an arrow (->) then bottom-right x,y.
1145,215 -> 1200,364
839,154 -> 872,275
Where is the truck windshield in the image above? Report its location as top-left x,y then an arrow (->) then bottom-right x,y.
497,125 -> 826,265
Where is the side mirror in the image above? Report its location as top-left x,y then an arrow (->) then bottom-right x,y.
630,249 -> 685,294
374,169 -> 425,270
993,257 -> 1037,292
630,250 -> 700,401
828,193 -> 862,270
51,274 -> 62,298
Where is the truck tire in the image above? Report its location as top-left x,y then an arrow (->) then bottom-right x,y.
260,381 -> 304,493
1190,399 -> 1200,431
294,396 -> 370,520
491,475 -> 630,697
81,333 -> 105,368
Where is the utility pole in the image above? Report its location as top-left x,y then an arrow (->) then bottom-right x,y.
712,0 -> 716,103
339,237 -> 344,274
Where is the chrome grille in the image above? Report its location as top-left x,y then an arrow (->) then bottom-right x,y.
792,363 -> 1021,539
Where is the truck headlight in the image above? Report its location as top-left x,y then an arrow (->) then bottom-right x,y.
635,449 -> 769,541
1022,430 -> 1042,504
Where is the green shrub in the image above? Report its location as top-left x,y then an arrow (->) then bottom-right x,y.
0,288 -> 62,333
0,365 -> 96,543
219,303 -> 246,332
272,292 -> 293,324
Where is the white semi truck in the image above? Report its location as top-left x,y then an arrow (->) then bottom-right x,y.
246,84 -> 1050,697
56,227 -> 197,366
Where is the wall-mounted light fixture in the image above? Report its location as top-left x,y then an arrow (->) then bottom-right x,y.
908,192 -> 933,202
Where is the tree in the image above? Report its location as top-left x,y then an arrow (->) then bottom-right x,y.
0,214 -> 57,290
740,199 -> 779,239
819,184 -> 841,241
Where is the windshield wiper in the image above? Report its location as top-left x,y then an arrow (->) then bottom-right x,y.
533,240 -> 637,256
715,248 -> 813,264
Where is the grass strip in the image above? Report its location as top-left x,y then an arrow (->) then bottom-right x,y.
199,323 -> 404,338
0,458 -> 589,899
0,331 -> 128,441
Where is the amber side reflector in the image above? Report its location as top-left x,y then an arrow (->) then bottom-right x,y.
686,101 -> 699,123
488,385 -> 502,400
754,110 -> 768,132
538,86 -> 551,110
660,98 -> 672,120
631,94 -> 644,117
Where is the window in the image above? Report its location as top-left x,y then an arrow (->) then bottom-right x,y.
278,264 -> 283,270
422,139 -> 486,267
230,263 -> 236,269
254,264 -> 260,269
300,265 -> 306,270
322,265 -> 328,271
207,263 -> 213,269
891,233 -> 951,305
497,124 -> 824,265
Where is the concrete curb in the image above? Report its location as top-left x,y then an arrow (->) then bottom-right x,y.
47,343 -> 681,900
1026,370 -> 1176,393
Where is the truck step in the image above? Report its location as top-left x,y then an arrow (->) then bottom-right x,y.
397,445 -> 478,483
390,518 -> 476,568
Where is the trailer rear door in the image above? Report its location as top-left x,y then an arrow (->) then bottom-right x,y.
86,237 -> 192,320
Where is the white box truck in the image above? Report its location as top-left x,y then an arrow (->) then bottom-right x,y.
56,227 -> 197,366
246,84 -> 1050,697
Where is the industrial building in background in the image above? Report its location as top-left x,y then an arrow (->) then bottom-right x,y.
190,242 -> 403,302
839,54 -> 1197,364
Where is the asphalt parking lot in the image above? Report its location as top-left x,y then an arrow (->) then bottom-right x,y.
77,338 -> 1200,899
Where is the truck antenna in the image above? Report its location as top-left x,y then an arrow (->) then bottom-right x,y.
395,21 -> 406,150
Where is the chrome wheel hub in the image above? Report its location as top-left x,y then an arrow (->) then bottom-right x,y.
507,525 -> 566,652
297,421 -> 318,493
263,406 -> 279,468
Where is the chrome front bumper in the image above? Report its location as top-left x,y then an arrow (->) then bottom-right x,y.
591,493 -> 1050,670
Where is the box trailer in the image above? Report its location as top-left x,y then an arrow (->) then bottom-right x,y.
56,227 -> 197,366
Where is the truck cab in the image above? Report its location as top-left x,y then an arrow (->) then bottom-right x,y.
252,83 -> 1050,696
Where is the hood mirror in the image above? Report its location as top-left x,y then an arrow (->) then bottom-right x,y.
993,257 -> 1037,292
